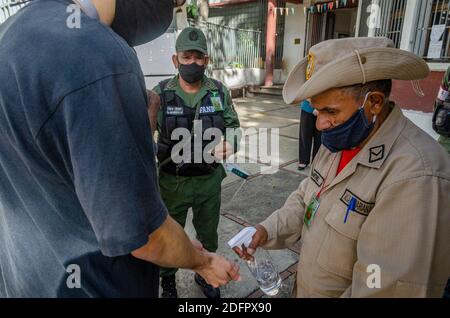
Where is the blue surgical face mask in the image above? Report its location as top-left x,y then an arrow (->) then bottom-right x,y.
321,93 -> 376,153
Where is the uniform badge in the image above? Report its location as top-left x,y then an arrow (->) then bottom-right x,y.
369,145 -> 385,163
189,31 -> 199,41
200,106 -> 216,114
340,189 -> 374,216
311,169 -> 324,187
306,53 -> 315,80
166,106 -> 184,116
210,95 -> 223,111
304,196 -> 320,228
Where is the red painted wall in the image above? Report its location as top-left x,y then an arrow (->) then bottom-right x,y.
391,71 -> 444,113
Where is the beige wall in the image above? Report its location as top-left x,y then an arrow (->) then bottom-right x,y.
282,3 -> 307,79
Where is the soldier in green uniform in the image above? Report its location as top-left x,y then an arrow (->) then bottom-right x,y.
434,66 -> 450,155
149,27 -> 240,299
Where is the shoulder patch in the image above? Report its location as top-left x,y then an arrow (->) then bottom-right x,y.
204,78 -> 220,91
340,189 -> 374,216
165,78 -> 178,90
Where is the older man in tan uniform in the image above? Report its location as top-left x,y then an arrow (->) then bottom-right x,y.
235,37 -> 450,297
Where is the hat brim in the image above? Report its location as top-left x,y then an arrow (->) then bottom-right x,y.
176,45 -> 208,55
283,47 -> 430,104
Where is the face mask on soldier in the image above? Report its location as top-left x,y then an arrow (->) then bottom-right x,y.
178,62 -> 206,84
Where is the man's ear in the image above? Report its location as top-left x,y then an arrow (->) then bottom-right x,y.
368,92 -> 386,116
172,54 -> 179,69
204,56 -> 210,67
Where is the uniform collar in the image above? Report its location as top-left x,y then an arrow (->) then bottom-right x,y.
163,75 -> 219,108
163,75 -> 219,91
357,102 -> 406,169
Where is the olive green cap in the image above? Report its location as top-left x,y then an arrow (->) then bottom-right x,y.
176,27 -> 208,55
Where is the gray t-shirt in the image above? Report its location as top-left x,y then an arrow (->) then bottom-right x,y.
0,0 -> 167,297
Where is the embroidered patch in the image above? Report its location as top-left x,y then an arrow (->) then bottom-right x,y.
200,106 -> 216,114
311,169 -> 324,187
189,30 -> 199,41
369,145 -> 385,163
340,189 -> 374,216
306,53 -> 315,80
166,106 -> 184,116
437,86 -> 450,102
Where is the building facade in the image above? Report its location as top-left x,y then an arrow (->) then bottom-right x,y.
285,0 -> 450,112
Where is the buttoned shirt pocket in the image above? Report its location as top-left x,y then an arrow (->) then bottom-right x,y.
317,202 -> 367,280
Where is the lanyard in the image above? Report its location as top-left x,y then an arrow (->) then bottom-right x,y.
315,154 -> 338,200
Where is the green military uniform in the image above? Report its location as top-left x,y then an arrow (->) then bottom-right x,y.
437,67 -> 450,155
153,28 -> 240,278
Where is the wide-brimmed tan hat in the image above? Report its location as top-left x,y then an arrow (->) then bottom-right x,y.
283,37 -> 430,104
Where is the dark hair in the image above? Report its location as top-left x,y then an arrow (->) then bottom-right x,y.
340,79 -> 392,102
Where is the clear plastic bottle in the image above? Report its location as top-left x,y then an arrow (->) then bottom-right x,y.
246,248 -> 282,296
228,227 -> 282,296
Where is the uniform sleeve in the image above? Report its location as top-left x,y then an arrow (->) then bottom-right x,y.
37,73 -> 168,257
343,175 -> 450,298
222,86 -> 240,129
259,178 -> 309,250
220,86 -> 241,152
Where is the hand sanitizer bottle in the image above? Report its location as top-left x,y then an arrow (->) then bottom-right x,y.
228,227 -> 282,296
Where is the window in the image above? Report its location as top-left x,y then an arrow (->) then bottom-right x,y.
413,0 -> 450,61
358,0 -> 407,48
0,0 -> 26,24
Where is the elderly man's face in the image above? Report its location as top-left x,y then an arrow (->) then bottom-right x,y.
311,88 -> 363,132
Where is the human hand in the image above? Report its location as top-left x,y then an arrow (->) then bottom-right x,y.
191,239 -> 205,252
194,252 -> 241,288
232,224 -> 268,262
213,141 -> 234,160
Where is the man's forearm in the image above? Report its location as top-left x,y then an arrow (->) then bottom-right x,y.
147,90 -> 160,137
131,216 -> 210,270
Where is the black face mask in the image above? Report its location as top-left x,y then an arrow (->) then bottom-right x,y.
111,0 -> 174,47
179,63 -> 205,84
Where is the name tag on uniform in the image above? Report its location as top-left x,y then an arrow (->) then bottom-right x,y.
304,196 -> 320,228
210,96 -> 223,111
166,106 -> 184,115
200,106 -> 216,114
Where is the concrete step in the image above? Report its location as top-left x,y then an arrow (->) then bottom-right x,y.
248,85 -> 284,97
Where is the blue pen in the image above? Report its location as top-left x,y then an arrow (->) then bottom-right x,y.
344,197 -> 357,224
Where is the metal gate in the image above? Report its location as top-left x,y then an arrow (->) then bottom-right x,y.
0,0 -> 27,24
413,0 -> 450,60
189,19 -> 263,70
371,0 -> 407,48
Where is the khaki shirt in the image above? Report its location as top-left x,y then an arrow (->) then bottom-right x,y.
260,104 -> 450,298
